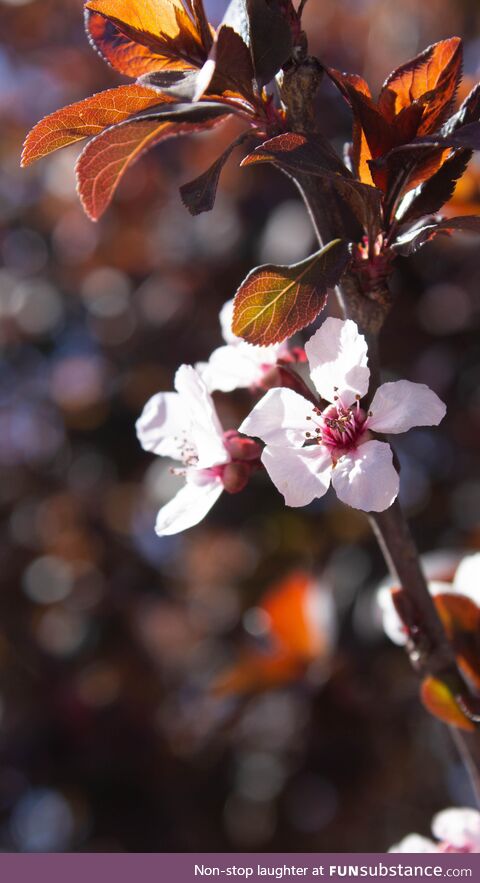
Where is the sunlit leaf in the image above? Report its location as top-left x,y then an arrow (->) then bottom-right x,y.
85,0 -> 205,76
222,0 -> 292,87
420,675 -> 475,732
393,215 -> 480,255
378,38 -> 463,134
242,134 -> 383,240
76,105 -> 228,219
232,239 -> 349,345
180,132 -> 248,215
242,131 -> 348,175
21,85 -> 167,167
397,151 -> 471,224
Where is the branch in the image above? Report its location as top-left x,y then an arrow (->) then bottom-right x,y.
280,57 -> 480,747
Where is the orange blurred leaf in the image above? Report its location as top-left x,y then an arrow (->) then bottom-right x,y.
213,571 -> 332,696
232,239 -> 349,345
420,675 -> 475,732
434,593 -> 480,690
21,85 -> 167,167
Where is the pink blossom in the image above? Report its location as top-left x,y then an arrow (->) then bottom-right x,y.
239,318 -> 446,513
136,365 -> 260,535
390,807 -> 480,853
197,300 -> 300,393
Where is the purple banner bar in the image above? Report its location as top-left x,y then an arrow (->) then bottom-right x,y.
0,853 -> 478,883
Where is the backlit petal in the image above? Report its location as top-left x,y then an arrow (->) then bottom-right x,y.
305,318 -> 370,407
331,440 -> 399,512
453,553 -> 480,605
262,444 -> 332,507
136,391 -> 186,458
155,475 -> 223,536
174,365 -> 228,466
239,388 -> 312,447
368,380 -> 446,434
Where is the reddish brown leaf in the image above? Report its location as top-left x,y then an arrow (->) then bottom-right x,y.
242,134 -> 383,241
222,0 -> 293,87
397,151 -> 471,224
232,240 -> 349,345
208,25 -> 255,101
393,215 -> 480,255
180,132 -> 248,215
420,676 -> 475,732
21,85 -> 167,167
242,131 -> 348,176
379,38 -> 463,134
434,593 -> 480,690
85,0 -> 205,75
86,10 -> 184,77
327,68 -> 394,186
435,593 -> 480,639
76,106 -> 227,220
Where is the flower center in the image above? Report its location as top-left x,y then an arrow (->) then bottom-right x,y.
306,400 -> 369,455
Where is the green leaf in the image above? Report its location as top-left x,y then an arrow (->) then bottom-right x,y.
232,240 -> 349,345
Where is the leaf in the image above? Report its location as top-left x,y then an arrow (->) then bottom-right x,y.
242,131 -> 349,176
420,676 -> 475,732
232,239 -> 349,345
86,9 -> 193,76
222,0 -> 292,87
443,83 -> 480,135
76,107 -> 227,220
180,133 -> 248,215
434,593 -> 480,690
190,0 -> 213,53
378,38 -> 463,134
397,151 -> 471,224
21,85 -> 167,167
85,0 -> 205,76
242,133 -> 383,241
208,25 -> 255,101
393,215 -> 480,256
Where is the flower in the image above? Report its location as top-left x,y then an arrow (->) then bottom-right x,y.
136,365 -> 260,536
239,318 -> 446,513
197,300 -> 301,393
378,551 -> 480,645
389,807 -> 480,853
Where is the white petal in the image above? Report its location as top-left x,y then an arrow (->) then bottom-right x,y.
219,299 -> 238,345
239,388 -> 312,447
368,380 -> 446,434
432,808 -> 480,851
135,392 -> 186,459
305,317 -> 370,407
174,365 -> 228,467
262,444 -> 332,507
203,344 -> 265,392
331,440 -> 399,512
155,476 -> 223,536
453,553 -> 480,604
377,586 -> 407,646
389,835 -> 439,854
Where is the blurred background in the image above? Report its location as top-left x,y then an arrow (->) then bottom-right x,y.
1,0 -> 480,853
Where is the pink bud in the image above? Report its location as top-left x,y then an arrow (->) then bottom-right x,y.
221,461 -> 251,494
223,430 -> 262,461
